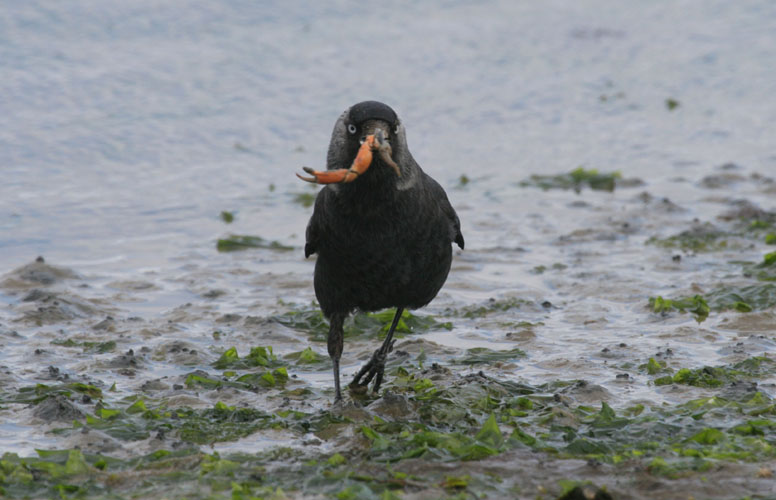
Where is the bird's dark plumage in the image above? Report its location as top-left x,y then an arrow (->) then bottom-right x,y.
303,101 -> 463,401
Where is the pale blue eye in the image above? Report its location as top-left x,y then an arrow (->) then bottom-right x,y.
347,124 -> 357,134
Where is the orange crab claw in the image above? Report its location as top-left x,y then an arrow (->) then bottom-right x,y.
295,133 -> 400,184
296,166 -> 357,184
296,135 -> 377,184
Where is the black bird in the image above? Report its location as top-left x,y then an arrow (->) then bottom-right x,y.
299,101 -> 464,401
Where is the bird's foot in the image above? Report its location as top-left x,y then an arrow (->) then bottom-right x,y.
331,395 -> 345,409
349,341 -> 395,394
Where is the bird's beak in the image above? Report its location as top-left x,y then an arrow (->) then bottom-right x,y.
373,129 -> 401,177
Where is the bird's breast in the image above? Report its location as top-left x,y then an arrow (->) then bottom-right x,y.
313,194 -> 453,313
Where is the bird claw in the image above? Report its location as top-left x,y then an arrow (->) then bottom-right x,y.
349,340 -> 395,395
349,365 -> 385,394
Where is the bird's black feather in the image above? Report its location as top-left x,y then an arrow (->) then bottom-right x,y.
347,101 -> 399,129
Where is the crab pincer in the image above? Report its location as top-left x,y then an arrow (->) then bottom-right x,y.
296,132 -> 400,184
296,135 -> 376,184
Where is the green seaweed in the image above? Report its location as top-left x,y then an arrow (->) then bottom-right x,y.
640,357 -> 670,375
50,339 -> 116,353
237,367 -> 289,388
649,214 -> 776,256
520,167 -> 622,193
752,251 -> 776,281
649,295 -> 710,322
532,263 -> 568,274
363,309 -> 453,338
185,372 -> 228,390
271,308 -> 330,338
742,251 -> 776,281
651,357 -> 776,389
361,414 -> 506,463
456,347 -> 526,365
5,382 -> 103,404
649,279 -> 776,321
272,307 -> 452,343
654,367 -> 735,388
705,283 -> 776,311
179,403 -> 279,444
284,346 -> 326,365
665,98 -> 680,110
220,211 -> 235,223
292,192 -> 316,208
348,369 -> 776,478
732,356 -> 776,377
452,297 -> 531,319
749,220 -> 773,230
646,224 -> 729,252
212,346 -> 282,370
188,346 -> 289,392
5,363 -> 776,499
216,235 -> 293,252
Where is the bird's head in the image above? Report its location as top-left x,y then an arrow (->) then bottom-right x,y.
325,101 -> 414,186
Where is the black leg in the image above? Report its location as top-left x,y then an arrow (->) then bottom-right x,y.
350,307 -> 404,394
327,312 -> 345,402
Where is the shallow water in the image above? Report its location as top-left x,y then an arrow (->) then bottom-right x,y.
2,1 -> 776,498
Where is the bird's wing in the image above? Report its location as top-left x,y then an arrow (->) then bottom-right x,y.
304,188 -> 329,258
424,175 -> 464,250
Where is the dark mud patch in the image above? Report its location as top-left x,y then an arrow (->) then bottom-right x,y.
153,341 -> 206,366
32,394 -> 86,422
634,191 -> 686,213
558,227 -> 624,244
698,173 -> 746,189
366,391 -> 418,421
105,280 -> 159,292
107,349 -> 145,372
91,316 -> 116,331
557,380 -> 613,404
717,199 -> 776,225
0,257 -> 80,289
15,289 -> 103,324
717,311 -> 776,333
